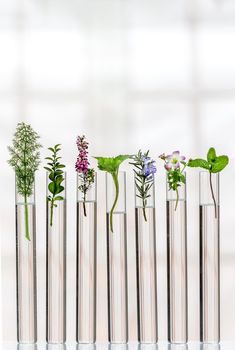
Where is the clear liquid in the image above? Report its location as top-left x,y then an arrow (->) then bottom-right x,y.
16,203 -> 37,343
166,200 -> 188,343
46,200 -> 66,344
106,212 -> 128,343
76,201 -> 97,343
135,207 -> 158,343
200,204 -> 220,343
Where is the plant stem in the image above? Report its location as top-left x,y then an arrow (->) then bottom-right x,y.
83,193 -> 87,217
24,194 -> 30,241
142,177 -> 148,222
209,172 -> 217,218
50,200 -> 54,226
142,206 -> 147,221
175,188 -> 179,211
110,172 -> 119,233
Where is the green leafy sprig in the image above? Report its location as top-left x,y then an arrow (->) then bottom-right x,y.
44,144 -> 65,226
129,150 -> 156,222
78,169 -> 95,216
188,147 -> 229,217
95,155 -> 130,233
159,151 -> 187,211
8,122 -> 41,241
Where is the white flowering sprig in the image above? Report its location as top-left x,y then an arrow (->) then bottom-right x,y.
159,151 -> 187,210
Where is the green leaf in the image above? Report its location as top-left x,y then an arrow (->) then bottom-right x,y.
207,147 -> 216,163
54,196 -> 64,201
188,158 -> 210,170
54,144 -> 61,149
48,147 -> 54,152
45,157 -> 53,161
211,155 -> 229,173
49,172 -> 55,181
95,155 -> 131,173
57,164 -> 65,168
44,167 -> 51,172
48,182 -> 56,194
55,185 -> 64,194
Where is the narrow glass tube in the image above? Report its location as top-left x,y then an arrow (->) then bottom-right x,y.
135,174 -> 158,343
166,174 -> 188,343
199,171 -> 220,343
76,173 -> 97,343
46,172 -> 66,344
15,183 -> 37,344
106,171 -> 128,343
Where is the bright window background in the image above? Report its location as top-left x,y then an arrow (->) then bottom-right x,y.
1,0 -> 235,342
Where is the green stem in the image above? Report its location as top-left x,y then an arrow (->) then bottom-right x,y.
83,193 -> 87,217
50,200 -> 54,226
209,172 -> 217,218
175,188 -> 179,211
142,176 -> 147,222
110,172 -> 119,233
142,206 -> 147,221
24,194 -> 30,241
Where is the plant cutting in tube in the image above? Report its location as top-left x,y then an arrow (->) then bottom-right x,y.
95,155 -> 130,233
44,144 -> 65,226
188,147 -> 229,218
130,150 -> 157,222
8,122 -> 41,241
159,151 -> 187,211
75,135 -> 95,217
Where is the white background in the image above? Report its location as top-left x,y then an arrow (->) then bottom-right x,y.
1,0 -> 235,344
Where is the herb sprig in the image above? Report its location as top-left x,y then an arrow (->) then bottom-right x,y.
95,155 -> 130,233
8,122 -> 41,241
44,144 -> 65,226
75,136 -> 95,217
188,147 -> 229,217
130,150 -> 156,221
159,151 -> 187,211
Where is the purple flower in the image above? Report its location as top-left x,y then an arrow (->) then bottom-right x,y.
164,150 -> 186,171
75,135 -> 90,173
142,156 -> 157,177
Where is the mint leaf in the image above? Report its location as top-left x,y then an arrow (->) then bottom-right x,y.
207,147 -> 216,163
188,158 -> 210,170
211,155 -> 229,173
95,154 -> 131,232
95,155 -> 131,173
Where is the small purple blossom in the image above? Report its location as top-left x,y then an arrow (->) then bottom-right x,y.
75,135 -> 90,173
142,156 -> 157,177
164,151 -> 186,171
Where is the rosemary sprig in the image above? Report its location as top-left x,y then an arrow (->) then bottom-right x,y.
130,150 -> 156,221
8,122 -> 41,241
44,144 -> 65,226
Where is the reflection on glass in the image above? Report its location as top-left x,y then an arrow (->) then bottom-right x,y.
139,343 -> 158,350
17,344 -> 38,350
168,344 -> 188,350
46,344 -> 67,350
109,344 -> 128,350
76,344 -> 96,350
200,344 -> 220,350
